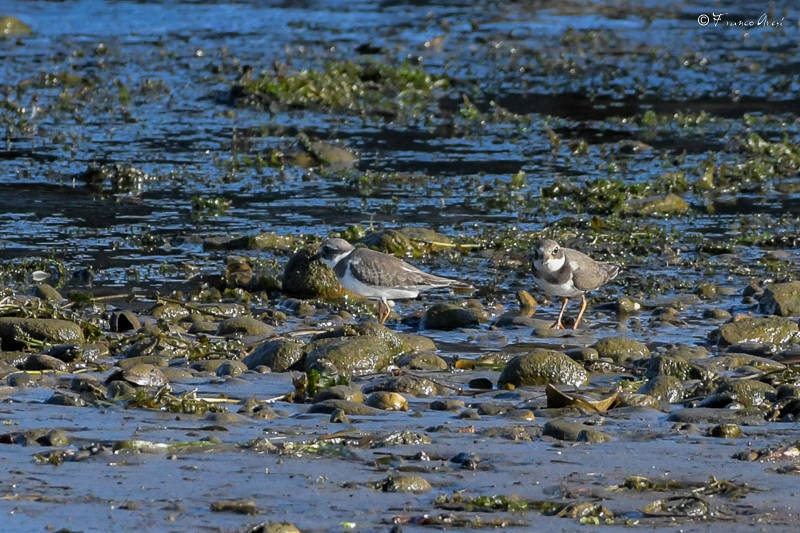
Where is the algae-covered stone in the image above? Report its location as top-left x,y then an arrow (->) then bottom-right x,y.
712,317 -> 799,347
216,360 -> 247,377
593,336 -> 649,363
421,303 -> 479,330
0,318 -> 84,349
107,364 -> 168,387
760,282 -> 800,317
664,344 -> 708,360
217,316 -> 275,336
637,375 -> 685,405
0,16 -> 32,36
644,355 -> 706,380
23,354 -> 67,372
623,193 -> 689,216
395,351 -> 447,370
311,385 -> 364,403
243,338 -> 305,371
497,349 -> 588,388
397,332 -> 437,353
372,475 -> 431,493
305,336 -> 397,376
282,245 -> 345,300
363,375 -> 441,397
150,302 -> 191,321
714,379 -> 776,408
543,419 -> 610,443
709,424 -> 741,438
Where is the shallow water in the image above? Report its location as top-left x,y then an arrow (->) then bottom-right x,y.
1,0 -> 800,531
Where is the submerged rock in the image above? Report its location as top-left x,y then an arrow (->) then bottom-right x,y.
711,317 -> 799,347
497,349 -> 588,388
421,303 -> 479,330
0,318 -> 84,349
760,282 -> 800,317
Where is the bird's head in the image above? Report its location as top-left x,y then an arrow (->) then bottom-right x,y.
319,238 -> 355,268
531,239 -> 565,273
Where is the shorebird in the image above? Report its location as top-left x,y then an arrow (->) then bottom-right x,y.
530,239 -> 619,330
319,238 -> 471,323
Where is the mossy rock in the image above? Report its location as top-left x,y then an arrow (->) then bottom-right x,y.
593,336 -> 649,363
363,374 -> 441,397
243,338 -> 305,371
397,332 -> 437,353
711,317 -> 799,347
360,228 -> 415,256
760,281 -> 800,317
150,302 -> 191,321
421,303 -> 479,330
23,354 -> 67,371
282,245 -> 345,301
311,385 -> 364,403
395,351 -> 447,370
371,475 -> 431,493
497,349 -> 588,388
644,355 -> 706,380
0,16 -> 32,36
307,399 -> 382,415
216,316 -> 275,336
0,318 -> 84,349
305,335 -> 398,377
714,379 -> 776,408
623,193 -> 689,216
663,344 -> 708,360
637,375 -> 685,406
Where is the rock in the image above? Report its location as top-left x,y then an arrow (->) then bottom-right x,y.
421,303 -> 479,330
365,391 -> 408,411
247,522 -> 301,533
616,296 -> 641,315
397,332 -> 437,353
709,424 -> 741,438
696,282 -> 718,299
644,356 -> 706,380
305,335 -> 399,377
497,349 -> 588,388
663,344 -> 708,360
430,399 -> 465,411
0,16 -> 32,36
188,320 -> 218,334
117,355 -> 169,370
307,399 -> 383,415
543,419 -> 610,443
476,402 -> 515,416
282,245 -> 345,300
711,317 -> 799,347
150,302 -> 191,321
161,367 -> 195,380
311,385 -> 364,403
395,351 -> 447,370
667,407 -> 765,426
713,379 -> 776,408
22,354 -> 67,371
371,475 -> 431,493
760,281 -> 800,316
517,290 -> 537,316
637,375 -> 685,405
623,193 -> 689,216
592,336 -> 649,363
243,338 -> 305,371
0,318 -> 84,349
216,360 -> 247,377
704,308 -> 732,321
363,375 -> 441,397
34,283 -> 62,302
216,316 -> 275,336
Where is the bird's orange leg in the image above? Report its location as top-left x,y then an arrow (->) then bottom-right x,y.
573,294 -> 588,330
378,299 -> 390,324
552,297 -> 569,329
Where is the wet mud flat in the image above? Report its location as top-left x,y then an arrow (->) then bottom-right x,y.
1,0 -> 800,531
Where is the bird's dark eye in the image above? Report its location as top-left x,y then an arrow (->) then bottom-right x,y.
551,247 -> 559,256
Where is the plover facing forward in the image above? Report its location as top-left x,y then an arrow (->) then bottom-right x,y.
530,239 -> 619,330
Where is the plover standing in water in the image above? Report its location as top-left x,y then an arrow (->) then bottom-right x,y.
530,239 -> 619,329
319,238 -> 471,323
